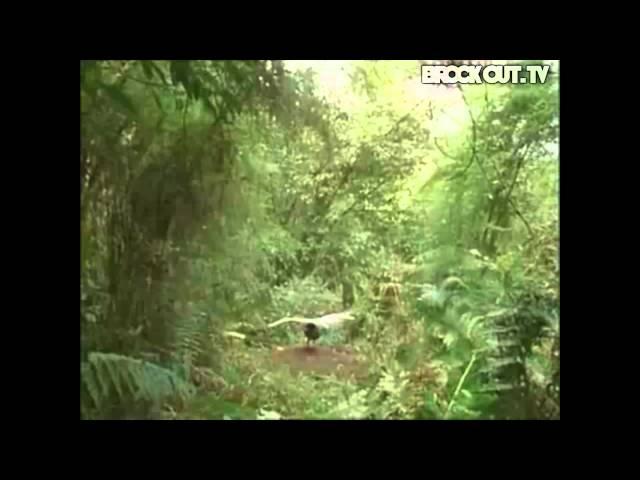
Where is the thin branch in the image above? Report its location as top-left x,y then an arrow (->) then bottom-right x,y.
434,137 -> 463,161
504,144 -> 534,237
445,351 -> 477,419
507,196 -> 534,237
505,144 -> 530,200
484,143 -> 535,240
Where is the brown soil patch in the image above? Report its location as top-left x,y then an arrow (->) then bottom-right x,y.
270,345 -> 368,379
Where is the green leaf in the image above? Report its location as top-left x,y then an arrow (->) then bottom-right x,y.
203,97 -> 218,116
81,62 -> 101,98
443,332 -> 457,348
151,90 -> 165,112
466,314 -> 486,337
141,61 -> 154,80
149,61 -> 168,85
82,363 -> 102,409
81,61 -> 97,86
170,60 -> 191,89
94,357 -> 112,398
105,358 -> 124,400
98,82 -> 137,116
190,79 -> 202,100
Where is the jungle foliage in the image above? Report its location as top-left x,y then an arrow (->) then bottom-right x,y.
81,60 -> 559,420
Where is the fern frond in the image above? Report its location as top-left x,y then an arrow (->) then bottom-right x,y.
82,362 -> 102,409
173,312 -> 212,367
81,352 -> 196,418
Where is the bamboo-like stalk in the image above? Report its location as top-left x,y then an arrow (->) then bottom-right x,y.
445,351 -> 478,419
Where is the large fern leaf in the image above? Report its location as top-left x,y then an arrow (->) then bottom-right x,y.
173,310 -> 221,371
174,312 -> 205,365
81,352 -> 196,418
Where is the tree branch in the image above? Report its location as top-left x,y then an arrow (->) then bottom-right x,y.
485,143 -> 535,240
506,196 -> 534,238
434,137 -> 462,161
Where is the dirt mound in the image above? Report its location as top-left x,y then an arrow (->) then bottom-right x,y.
270,345 -> 368,379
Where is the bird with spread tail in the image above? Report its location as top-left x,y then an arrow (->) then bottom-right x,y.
266,311 -> 354,347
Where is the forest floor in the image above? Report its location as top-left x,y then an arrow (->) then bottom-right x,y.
173,342 -> 372,419
270,345 -> 368,379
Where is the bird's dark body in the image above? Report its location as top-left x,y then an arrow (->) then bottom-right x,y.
304,323 -> 321,345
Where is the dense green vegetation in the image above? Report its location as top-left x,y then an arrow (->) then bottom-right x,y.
81,60 -> 559,420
